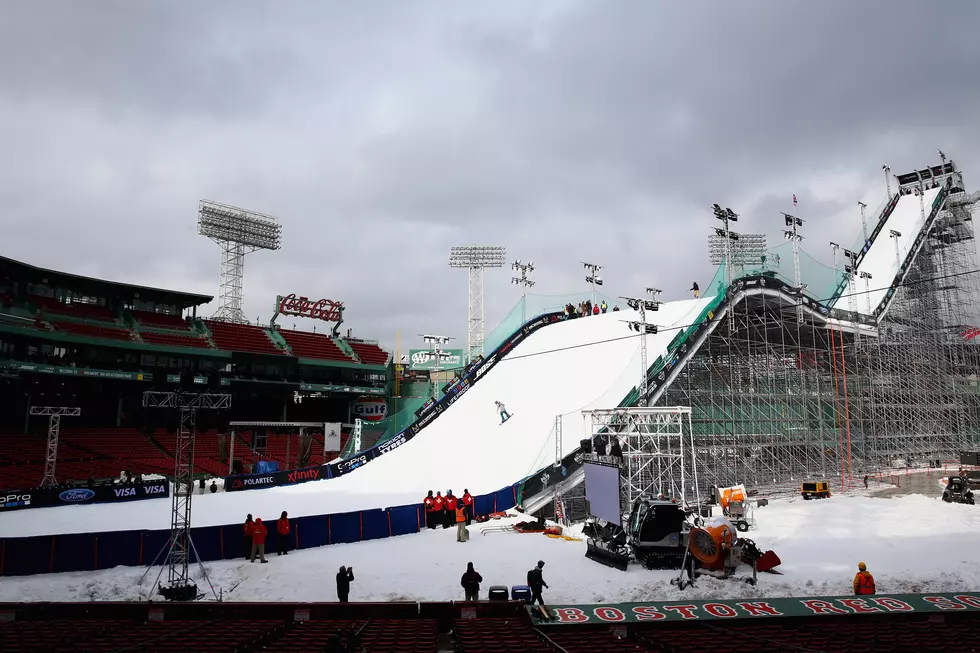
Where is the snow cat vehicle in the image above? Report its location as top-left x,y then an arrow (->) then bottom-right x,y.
584,495 -> 692,571
943,475 -> 976,505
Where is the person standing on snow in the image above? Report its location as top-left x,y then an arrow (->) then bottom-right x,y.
461,489 -> 474,526
853,562 -> 875,595
423,490 -> 436,529
434,491 -> 445,527
337,565 -> 355,602
243,514 -> 255,560
444,490 -> 458,529
250,518 -> 268,563
455,502 -> 468,542
527,560 -> 549,606
495,401 -> 511,424
461,562 -> 483,601
690,282 -> 700,299
600,301 -> 607,313
276,511 -> 291,556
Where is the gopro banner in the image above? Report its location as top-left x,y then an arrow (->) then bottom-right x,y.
0,480 -> 170,513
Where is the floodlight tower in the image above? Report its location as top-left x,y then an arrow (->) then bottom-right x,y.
583,262 -> 603,306
198,200 -> 282,324
711,204 -> 738,289
782,213 -> 805,324
883,164 -> 892,199
450,246 -> 506,362
421,334 -> 453,400
512,259 -> 536,322
843,248 -> 861,315
622,293 -> 661,406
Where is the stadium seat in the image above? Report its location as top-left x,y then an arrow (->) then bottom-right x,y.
51,320 -> 133,342
204,319 -> 284,355
29,295 -> 116,322
131,309 -> 192,331
139,330 -> 212,349
277,328 -> 354,362
345,339 -> 390,365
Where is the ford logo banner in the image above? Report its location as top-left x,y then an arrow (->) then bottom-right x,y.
59,488 -> 96,503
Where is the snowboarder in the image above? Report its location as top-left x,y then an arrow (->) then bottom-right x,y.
337,565 -> 355,602
461,562 -> 483,601
527,560 -> 548,606
690,282 -> 700,299
495,401 -> 511,424
853,562 -> 875,595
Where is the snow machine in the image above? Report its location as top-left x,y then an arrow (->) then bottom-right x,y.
943,476 -> 976,504
671,517 -> 782,590
626,496 -> 691,569
801,481 -> 831,500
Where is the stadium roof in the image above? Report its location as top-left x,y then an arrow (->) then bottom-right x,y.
0,255 -> 213,309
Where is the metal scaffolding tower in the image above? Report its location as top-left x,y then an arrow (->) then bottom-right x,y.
199,200 -> 282,324
29,406 -> 81,487
450,245 -> 506,361
583,407 -> 698,510
140,390 -> 231,602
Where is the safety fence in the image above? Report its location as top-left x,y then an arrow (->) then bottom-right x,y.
0,483 -> 519,577
0,480 -> 170,513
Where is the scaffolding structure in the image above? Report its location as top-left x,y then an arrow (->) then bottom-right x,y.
647,160 -> 980,497
582,407 -> 698,510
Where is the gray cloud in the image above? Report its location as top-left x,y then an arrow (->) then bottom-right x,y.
1,0 -> 978,352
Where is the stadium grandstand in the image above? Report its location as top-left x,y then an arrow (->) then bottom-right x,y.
0,254 -> 393,491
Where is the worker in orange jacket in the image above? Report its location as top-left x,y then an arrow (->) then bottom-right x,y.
277,511 -> 291,556
251,518 -> 268,563
455,503 -> 468,542
853,562 -> 875,595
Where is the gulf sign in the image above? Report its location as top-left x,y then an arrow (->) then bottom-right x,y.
352,396 -> 388,422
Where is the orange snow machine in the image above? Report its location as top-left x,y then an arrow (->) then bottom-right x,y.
672,518 -> 781,590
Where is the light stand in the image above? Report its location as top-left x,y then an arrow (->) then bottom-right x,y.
622,292 -> 661,406
511,259 -> 535,323
583,262 -> 603,306
421,334 -> 453,400
858,201 -> 868,245
29,406 -> 81,487
553,415 -> 566,526
782,213 -> 806,324
860,271 -> 874,314
883,164 -> 892,199
889,230 -> 903,267
449,245 -> 506,363
843,247 -> 860,315
138,389 -> 231,602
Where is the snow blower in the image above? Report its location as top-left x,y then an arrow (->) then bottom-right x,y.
671,517 -> 781,590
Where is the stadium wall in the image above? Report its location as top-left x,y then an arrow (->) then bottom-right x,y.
0,484 -> 520,577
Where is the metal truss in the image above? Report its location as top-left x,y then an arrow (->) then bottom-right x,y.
450,246 -> 506,361
649,172 -> 980,497
141,390 -> 231,601
29,406 -> 81,487
582,407 -> 699,510
213,240 -> 248,323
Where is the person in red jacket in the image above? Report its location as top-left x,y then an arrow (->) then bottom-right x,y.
461,489 -> 474,526
243,514 -> 254,560
444,491 -> 458,529
277,511 -> 291,556
433,491 -> 445,528
423,490 -> 436,530
250,517 -> 268,563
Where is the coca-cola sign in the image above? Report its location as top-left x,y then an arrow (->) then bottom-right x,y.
277,294 -> 343,322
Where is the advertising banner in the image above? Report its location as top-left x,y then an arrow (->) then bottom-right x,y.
534,593 -> 980,625
225,463 -> 330,492
401,349 -> 465,371
324,422 -> 342,452
0,480 -> 169,513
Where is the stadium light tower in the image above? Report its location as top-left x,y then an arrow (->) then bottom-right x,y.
883,164 -> 892,199
198,200 -> 282,324
860,271 -> 874,314
858,201 -> 868,244
450,245 -> 506,362
583,262 -> 603,306
889,230 -> 903,267
421,334 -> 454,400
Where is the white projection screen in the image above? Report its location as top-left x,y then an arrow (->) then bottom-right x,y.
324,422 -> 342,452
584,462 -> 622,525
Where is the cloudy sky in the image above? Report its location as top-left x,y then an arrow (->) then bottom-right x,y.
2,0 -> 978,352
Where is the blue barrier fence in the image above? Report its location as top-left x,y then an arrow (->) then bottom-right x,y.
0,483 -> 520,577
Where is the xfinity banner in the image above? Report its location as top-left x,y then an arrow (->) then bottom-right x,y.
0,480 -> 169,512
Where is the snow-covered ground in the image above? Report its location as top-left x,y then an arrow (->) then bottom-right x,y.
2,491 -> 978,603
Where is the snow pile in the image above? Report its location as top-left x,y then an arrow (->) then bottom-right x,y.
2,493 -> 978,603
